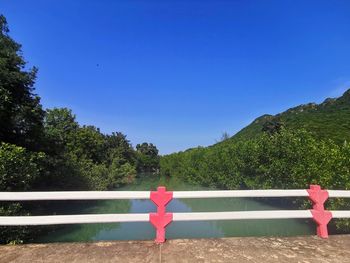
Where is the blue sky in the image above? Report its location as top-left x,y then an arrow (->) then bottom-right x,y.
1,0 -> 350,154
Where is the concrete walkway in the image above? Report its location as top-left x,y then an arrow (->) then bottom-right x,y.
0,235 -> 349,263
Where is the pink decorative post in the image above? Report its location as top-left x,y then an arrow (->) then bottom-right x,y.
149,186 -> 173,243
307,185 -> 332,238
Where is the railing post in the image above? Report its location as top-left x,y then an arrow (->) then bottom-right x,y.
149,186 -> 173,243
307,185 -> 332,238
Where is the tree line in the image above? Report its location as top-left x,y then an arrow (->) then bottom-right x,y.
0,14 -> 159,243
160,128 -> 350,232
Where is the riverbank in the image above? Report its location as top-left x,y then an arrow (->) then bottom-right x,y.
1,235 -> 350,262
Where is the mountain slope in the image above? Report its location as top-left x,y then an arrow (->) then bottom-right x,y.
230,89 -> 350,144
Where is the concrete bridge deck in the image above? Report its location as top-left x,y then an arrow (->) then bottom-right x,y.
0,235 -> 349,263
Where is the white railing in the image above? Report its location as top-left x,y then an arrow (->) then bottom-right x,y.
0,191 -> 150,201
1,189 -> 349,201
0,185 -> 349,243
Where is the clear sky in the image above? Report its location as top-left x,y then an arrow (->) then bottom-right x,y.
1,0 -> 350,154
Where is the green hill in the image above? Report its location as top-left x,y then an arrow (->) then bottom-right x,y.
231,89 -> 350,144
160,89 -> 350,233
160,88 -> 350,194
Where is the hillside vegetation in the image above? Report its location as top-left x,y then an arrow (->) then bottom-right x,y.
232,89 -> 350,144
161,91 -> 350,232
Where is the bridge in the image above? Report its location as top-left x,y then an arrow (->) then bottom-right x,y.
1,235 -> 350,262
0,185 -> 350,262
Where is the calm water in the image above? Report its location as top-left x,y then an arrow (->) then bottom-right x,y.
35,176 -> 314,243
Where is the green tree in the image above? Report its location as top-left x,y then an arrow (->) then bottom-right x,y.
108,161 -> 136,188
44,108 -> 78,152
160,128 -> 350,231
0,142 -> 44,191
0,142 -> 45,244
0,15 -> 47,243
0,15 -> 45,151
105,132 -> 135,166
0,14 -> 157,243
70,125 -> 105,163
136,143 -> 160,173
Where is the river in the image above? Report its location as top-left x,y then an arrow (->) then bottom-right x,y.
35,176 -> 314,243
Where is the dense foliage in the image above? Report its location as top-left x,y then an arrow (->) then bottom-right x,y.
135,143 -> 160,174
161,129 -> 350,190
0,15 -> 159,243
232,89 -> 350,144
161,127 -> 350,231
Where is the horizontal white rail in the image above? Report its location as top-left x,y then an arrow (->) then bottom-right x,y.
0,189 -> 313,201
2,210 -> 350,226
173,210 -> 313,221
0,191 -> 150,201
0,189 -> 349,202
0,213 -> 149,225
328,190 -> 350,198
173,189 -> 309,198
0,210 -> 315,226
331,211 -> 350,218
